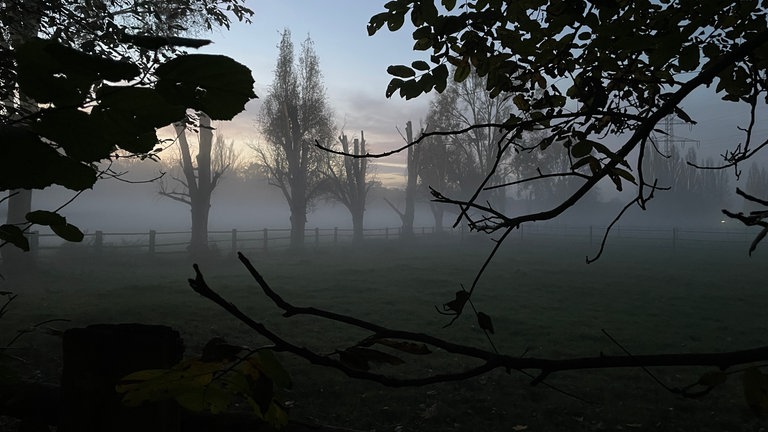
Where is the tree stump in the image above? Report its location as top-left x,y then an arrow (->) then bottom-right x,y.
59,323 -> 184,432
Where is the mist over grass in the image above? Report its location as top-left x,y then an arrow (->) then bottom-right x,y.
1,233 -> 765,431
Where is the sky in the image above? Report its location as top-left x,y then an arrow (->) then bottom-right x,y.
190,1 -> 768,188
191,1 -> 432,185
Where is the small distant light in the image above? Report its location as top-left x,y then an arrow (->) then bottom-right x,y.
720,220 -> 726,223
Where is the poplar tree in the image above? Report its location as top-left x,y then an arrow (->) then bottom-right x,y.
257,29 -> 335,251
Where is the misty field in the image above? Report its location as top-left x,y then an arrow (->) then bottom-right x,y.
2,232 -> 767,431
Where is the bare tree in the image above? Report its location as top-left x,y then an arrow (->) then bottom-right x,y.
384,121 -> 420,239
257,29 -> 335,251
159,112 -> 238,257
325,131 -> 374,243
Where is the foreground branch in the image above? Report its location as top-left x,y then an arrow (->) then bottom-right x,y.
189,253 -> 768,395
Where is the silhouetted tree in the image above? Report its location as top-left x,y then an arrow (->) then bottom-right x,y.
159,112 -> 238,257
384,121 -> 420,239
325,132 -> 374,242
256,30 -> 335,251
0,0 -> 252,263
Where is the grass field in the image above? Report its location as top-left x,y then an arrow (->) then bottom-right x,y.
2,232 -> 767,431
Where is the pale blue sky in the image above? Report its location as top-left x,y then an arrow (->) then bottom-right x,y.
196,0 -> 430,179
195,1 -> 768,188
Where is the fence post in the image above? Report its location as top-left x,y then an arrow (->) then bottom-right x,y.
315,227 -> 320,247
263,228 -> 268,252
28,230 -> 39,251
460,225 -> 465,241
334,227 -> 338,244
94,230 -> 103,254
148,230 -> 156,255
231,229 -> 237,255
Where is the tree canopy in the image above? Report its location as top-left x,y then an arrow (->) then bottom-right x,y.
367,0 -> 768,252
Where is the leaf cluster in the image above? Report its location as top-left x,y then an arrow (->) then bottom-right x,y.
369,0 -> 768,199
0,38 -> 254,247
117,340 -> 290,428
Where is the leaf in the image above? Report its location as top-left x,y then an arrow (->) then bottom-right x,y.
387,12 -> 405,31
367,12 -> 389,36
0,126 -> 97,191
443,290 -> 470,314
251,349 -> 292,390
571,155 -> 596,171
512,94 -> 530,111
477,312 -> 494,334
155,54 -> 256,121
50,223 -> 84,242
697,371 -> 727,387
386,78 -> 405,98
571,140 -> 593,158
0,225 -> 29,251
611,167 -> 636,184
411,60 -> 431,71
678,44 -> 700,71
25,210 -> 66,227
432,64 -> 449,93
373,339 -> 431,355
33,108 -> 116,162
749,226 -> 768,256
673,106 -> 697,124
454,61 -> 471,82
442,0 -> 457,10
387,64 -> 416,78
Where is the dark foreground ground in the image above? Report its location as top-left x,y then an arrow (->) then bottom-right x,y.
1,231 -> 767,431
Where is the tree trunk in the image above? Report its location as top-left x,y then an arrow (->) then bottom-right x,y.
189,193 -> 211,257
429,202 -> 444,233
402,121 -> 418,239
289,203 -> 306,251
351,207 -> 364,243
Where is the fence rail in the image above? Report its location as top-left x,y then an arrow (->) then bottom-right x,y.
21,224 -> 757,256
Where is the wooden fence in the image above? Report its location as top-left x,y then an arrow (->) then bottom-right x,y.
22,223 -> 757,256
27,226 -> 444,255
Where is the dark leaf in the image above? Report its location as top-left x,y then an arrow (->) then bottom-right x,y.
0,225 -> 29,251
678,44 -> 700,71
155,54 -> 256,120
611,167 -> 636,184
443,290 -> 470,314
50,223 -> 84,242
0,127 -> 97,191
477,312 -> 494,334
250,349 -> 292,390
411,60 -> 431,71
454,61 -> 471,82
571,140 -> 593,158
673,106 -> 697,124
33,108 -> 116,162
25,210 -> 66,227
387,64 -> 416,78
386,78 -> 405,98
